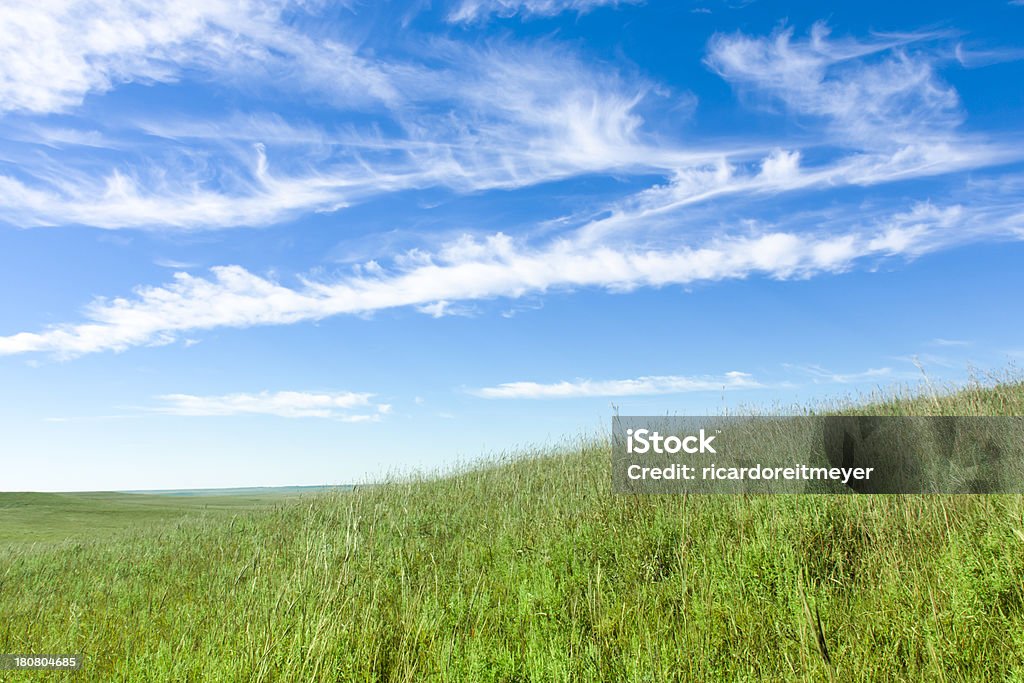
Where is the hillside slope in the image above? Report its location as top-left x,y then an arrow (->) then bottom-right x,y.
2,380 -> 1024,681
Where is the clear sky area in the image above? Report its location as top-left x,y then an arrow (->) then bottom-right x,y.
1,0 -> 1023,490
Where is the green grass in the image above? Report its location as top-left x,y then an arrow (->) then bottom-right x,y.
2,378 -> 1024,681
0,491 -> 309,544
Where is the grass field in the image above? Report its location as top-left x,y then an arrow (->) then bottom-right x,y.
2,377 -> 1024,681
0,490 -> 320,545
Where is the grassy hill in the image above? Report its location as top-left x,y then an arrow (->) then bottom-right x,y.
2,378 -> 1023,681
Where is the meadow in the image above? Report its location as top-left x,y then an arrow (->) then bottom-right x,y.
0,490 -> 315,545
2,376 -> 1023,681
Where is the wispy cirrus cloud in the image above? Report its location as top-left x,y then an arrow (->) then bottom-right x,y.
153,390 -> 391,420
5,196 -> 1019,358
0,0 -> 225,114
954,43 -> 1024,68
4,19 -> 1017,233
929,338 -> 972,347
447,0 -> 637,23
783,364 -> 894,385
706,22 -> 962,147
0,38 -> 688,230
572,145 -> 1014,247
0,0 -> 397,116
1,18 -> 1021,362
471,371 -> 760,399
0,157 -> 354,230
568,19 -> 1024,250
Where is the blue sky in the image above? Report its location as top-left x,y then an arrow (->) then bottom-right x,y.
1,0 -> 1023,491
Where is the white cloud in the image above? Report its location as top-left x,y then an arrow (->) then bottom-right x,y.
0,16 -> 1021,363
154,258 -> 198,269
0,160 -> 354,230
3,199 -> 1008,358
783,364 -> 893,385
759,149 -> 801,182
472,371 -> 760,399
153,390 -> 390,419
0,0 -> 397,116
954,43 -> 1024,69
0,0 -> 217,113
447,0 -> 636,23
706,22 -> 962,147
1,39 -> 695,230
1,19 -> 1018,233
416,300 -> 477,318
572,145 -> 1015,248
866,202 -> 965,255
929,338 -> 971,347
21,126 -> 115,149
